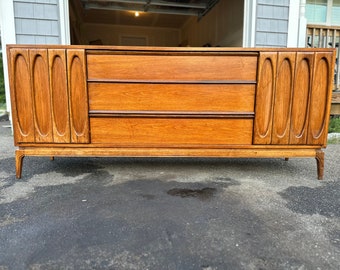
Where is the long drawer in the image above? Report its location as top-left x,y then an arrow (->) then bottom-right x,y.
88,83 -> 255,112
87,54 -> 258,81
90,118 -> 253,146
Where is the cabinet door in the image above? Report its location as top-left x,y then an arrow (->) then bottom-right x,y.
8,49 -> 35,144
254,50 -> 335,146
271,52 -> 296,144
253,52 -> 277,145
67,50 -> 90,144
30,49 -> 53,143
307,52 -> 334,146
289,53 -> 314,145
8,47 -> 89,145
49,49 -> 71,143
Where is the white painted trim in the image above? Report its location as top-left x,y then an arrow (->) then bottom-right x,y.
287,0 -> 300,47
298,0 -> 307,48
0,0 -> 16,116
326,0 -> 333,25
59,0 -> 71,45
243,0 -> 256,47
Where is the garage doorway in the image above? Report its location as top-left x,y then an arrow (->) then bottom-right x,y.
68,0 -> 244,47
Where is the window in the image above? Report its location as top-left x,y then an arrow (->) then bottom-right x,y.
332,0 -> 340,24
306,0 -> 327,23
306,0 -> 340,25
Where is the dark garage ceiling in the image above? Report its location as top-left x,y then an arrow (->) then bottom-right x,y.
77,0 -> 220,28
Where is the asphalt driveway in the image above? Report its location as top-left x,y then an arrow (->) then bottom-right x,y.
0,118 -> 339,270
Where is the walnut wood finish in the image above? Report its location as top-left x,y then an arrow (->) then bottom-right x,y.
87,54 -> 258,81
49,49 -> 70,143
88,83 -> 255,112
8,48 -> 89,145
7,46 -> 336,179
253,51 -> 334,147
67,49 -> 90,143
90,118 -> 253,146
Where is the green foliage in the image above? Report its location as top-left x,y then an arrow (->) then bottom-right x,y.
328,136 -> 340,144
0,52 -> 5,104
328,117 -> 340,133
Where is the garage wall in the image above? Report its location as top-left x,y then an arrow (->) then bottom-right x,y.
180,0 -> 244,47
82,23 -> 180,46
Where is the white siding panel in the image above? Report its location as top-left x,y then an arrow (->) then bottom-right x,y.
16,34 -> 59,44
43,4 -> 59,19
16,35 -> 35,44
255,0 -> 289,47
14,2 -> 34,17
256,32 -> 287,47
21,0 -> 58,3
257,0 -> 289,5
257,18 -> 288,33
14,0 -> 61,44
257,5 -> 289,19
45,36 -> 59,43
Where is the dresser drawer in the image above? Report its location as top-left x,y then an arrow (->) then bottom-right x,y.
90,117 -> 253,146
87,54 -> 258,82
88,83 -> 255,112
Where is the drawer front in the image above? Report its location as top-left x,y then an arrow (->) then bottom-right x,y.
90,118 -> 253,146
87,54 -> 258,81
88,83 -> 255,112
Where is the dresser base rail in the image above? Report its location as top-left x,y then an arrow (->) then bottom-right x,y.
15,147 -> 324,180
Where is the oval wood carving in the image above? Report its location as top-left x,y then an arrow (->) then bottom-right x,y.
290,56 -> 311,143
309,57 -> 329,140
272,57 -> 293,144
255,58 -> 274,141
32,54 -> 51,140
14,54 -> 34,138
51,53 -> 69,139
69,54 -> 88,139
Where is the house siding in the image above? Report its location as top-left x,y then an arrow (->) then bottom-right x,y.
14,0 -> 60,44
255,0 -> 290,47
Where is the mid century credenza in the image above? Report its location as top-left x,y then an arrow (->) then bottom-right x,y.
7,45 -> 336,179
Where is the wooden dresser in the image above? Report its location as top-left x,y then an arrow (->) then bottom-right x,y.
7,45 -> 336,179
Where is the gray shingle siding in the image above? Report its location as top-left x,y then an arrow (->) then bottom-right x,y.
255,0 -> 289,47
14,0 -> 60,44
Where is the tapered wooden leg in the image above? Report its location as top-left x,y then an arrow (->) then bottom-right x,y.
285,158 -> 289,161
15,150 -> 25,179
315,150 -> 325,180
50,156 -> 54,161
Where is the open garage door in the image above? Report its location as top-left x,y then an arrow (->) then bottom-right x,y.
69,0 -> 244,47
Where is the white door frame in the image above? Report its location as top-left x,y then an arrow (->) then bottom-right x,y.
288,0 -> 307,47
60,0 -> 71,45
0,0 -> 16,114
243,0 -> 256,47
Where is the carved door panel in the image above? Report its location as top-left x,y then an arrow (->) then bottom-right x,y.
67,50 -> 89,143
307,52 -> 334,146
8,48 -> 89,144
30,49 -> 53,142
49,49 -> 71,143
271,52 -> 296,144
289,53 -> 314,144
254,51 -> 334,146
253,52 -> 277,144
8,49 -> 35,144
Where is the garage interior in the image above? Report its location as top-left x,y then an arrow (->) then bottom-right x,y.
69,0 -> 244,47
